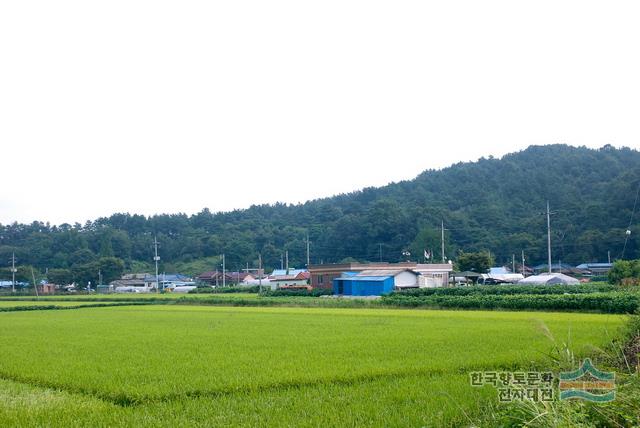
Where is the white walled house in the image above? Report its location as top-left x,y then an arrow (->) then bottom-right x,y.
357,269 -> 420,289
414,264 -> 453,287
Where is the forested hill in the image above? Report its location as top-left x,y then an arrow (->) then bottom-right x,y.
1,144 -> 639,282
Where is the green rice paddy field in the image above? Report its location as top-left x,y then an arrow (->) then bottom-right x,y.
0,301 -> 98,308
0,305 -> 624,427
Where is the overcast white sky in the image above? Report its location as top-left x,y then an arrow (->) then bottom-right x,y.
1,1 -> 640,225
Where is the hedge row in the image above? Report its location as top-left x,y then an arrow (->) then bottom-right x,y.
175,296 -> 377,308
394,283 -> 617,297
188,285 -> 264,294
381,292 -> 640,313
0,302 -> 155,312
261,289 -> 333,297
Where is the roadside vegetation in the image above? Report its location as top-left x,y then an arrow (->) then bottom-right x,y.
477,315 -> 640,427
609,258 -> 640,285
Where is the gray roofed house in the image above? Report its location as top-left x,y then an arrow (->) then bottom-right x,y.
575,263 -> 613,275
518,272 -> 580,285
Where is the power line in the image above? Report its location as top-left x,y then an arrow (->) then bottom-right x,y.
621,180 -> 640,259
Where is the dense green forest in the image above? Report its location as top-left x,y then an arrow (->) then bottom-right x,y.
1,144 -> 638,285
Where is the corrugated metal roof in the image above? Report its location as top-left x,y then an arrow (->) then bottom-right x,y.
357,269 -> 416,277
576,263 -> 613,269
336,276 -> 392,282
341,271 -> 359,277
271,269 -> 307,277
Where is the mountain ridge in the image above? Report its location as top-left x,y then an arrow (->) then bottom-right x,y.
1,144 -> 638,280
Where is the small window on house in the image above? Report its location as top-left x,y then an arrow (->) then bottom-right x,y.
318,275 -> 324,284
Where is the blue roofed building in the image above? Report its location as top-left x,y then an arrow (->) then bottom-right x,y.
333,269 -> 420,296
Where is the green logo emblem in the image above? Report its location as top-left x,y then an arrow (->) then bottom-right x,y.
559,358 -> 615,402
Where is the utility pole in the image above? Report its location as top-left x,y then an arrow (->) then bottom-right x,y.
98,269 -> 102,286
285,250 -> 289,272
153,236 -> 160,292
441,220 -> 446,263
258,253 -> 262,292
546,201 -> 552,274
222,254 -> 226,287
608,250 -> 611,264
306,233 -> 310,268
512,254 -> 515,273
31,267 -> 39,299
280,254 -> 284,270
10,252 -> 17,293
521,250 -> 525,276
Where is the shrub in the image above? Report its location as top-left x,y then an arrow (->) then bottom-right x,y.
380,292 -> 640,313
189,285 -> 263,294
392,283 -> 617,297
262,288 -> 333,297
608,259 -> 640,284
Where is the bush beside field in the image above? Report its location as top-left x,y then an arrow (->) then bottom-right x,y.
262,288 -> 333,297
381,292 -> 640,313
188,285 -> 263,294
397,283 -> 617,297
386,284 -> 640,313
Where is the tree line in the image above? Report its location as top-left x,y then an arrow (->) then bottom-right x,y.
1,144 -> 638,286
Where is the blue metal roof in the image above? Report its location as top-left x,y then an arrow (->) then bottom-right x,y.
271,269 -> 307,277
339,276 -> 393,282
533,263 -> 574,270
145,274 -> 190,282
340,271 -> 359,277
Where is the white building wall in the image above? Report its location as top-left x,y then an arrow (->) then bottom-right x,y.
393,271 -> 419,288
274,279 -> 308,287
418,276 -> 442,288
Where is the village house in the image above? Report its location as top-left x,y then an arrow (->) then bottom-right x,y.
309,262 -> 453,290
195,271 -> 234,286
269,269 -> 310,288
333,269 -> 421,296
